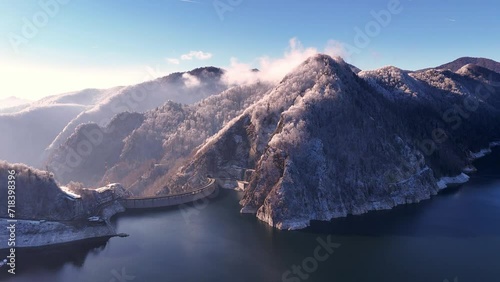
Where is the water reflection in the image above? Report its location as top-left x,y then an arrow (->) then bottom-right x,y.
0,238 -> 109,280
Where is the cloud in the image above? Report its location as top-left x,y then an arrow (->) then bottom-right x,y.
166,58 -> 180,65
166,50 -> 213,65
181,51 -> 213,61
182,73 -> 201,88
324,40 -> 351,59
222,37 -> 347,85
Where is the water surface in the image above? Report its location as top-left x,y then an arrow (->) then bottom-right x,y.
2,149 -> 500,282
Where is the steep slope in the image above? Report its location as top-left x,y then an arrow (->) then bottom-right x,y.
46,112 -> 146,186
0,104 -> 88,166
121,82 -> 274,196
410,65 -> 500,153
165,55 -> 437,229
43,67 -> 227,163
45,82 -> 273,193
167,54 -> 500,230
0,161 -> 127,220
0,87 -> 125,166
360,65 -> 500,176
434,57 -> 500,73
0,161 -> 129,248
0,67 -> 226,167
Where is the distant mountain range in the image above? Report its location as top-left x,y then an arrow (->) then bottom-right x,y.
1,55 -> 500,230
0,67 -> 227,167
433,56 -> 500,73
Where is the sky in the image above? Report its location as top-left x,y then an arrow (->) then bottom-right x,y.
0,0 -> 499,100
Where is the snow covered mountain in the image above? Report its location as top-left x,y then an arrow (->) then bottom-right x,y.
432,57 -> 500,73
45,82 -> 273,190
0,161 -> 128,248
18,54 -> 500,230
0,67 -> 227,167
164,55 -> 500,229
360,64 -> 500,176
42,67 -> 227,163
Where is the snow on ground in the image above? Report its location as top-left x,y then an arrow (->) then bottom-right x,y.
490,141 -> 500,147
60,186 -> 82,199
437,173 -> 470,190
470,148 -> 493,160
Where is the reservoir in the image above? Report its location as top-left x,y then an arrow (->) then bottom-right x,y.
2,148 -> 500,282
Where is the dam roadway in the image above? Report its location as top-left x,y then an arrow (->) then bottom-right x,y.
119,178 -> 217,209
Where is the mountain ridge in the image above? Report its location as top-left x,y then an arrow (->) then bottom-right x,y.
3,54 -> 500,231
427,56 -> 500,74
164,54 -> 500,229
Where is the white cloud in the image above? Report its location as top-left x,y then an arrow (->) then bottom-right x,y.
166,58 -> 180,65
180,51 -> 213,61
166,50 -> 213,65
182,73 -> 201,88
324,40 -> 351,59
222,37 -> 347,85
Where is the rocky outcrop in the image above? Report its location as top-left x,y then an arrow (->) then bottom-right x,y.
0,162 -> 128,248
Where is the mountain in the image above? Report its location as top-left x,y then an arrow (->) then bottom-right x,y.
164,55 -> 500,229
45,111 -> 146,187
30,55 -> 500,230
0,87 -> 125,167
42,67 -> 227,164
0,103 -> 90,167
434,57 -> 500,73
0,67 -> 227,167
0,161 -> 128,248
360,64 -> 500,175
45,81 -> 273,191
347,63 -> 362,74
0,96 -> 31,110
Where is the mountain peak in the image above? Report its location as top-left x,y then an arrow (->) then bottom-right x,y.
303,53 -> 347,69
280,54 -> 354,87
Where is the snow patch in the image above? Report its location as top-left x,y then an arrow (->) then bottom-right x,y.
489,141 -> 500,147
60,186 -> 81,199
462,165 -> 477,173
470,148 -> 493,160
437,173 -> 470,190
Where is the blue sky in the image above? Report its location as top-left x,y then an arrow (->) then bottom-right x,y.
1,0 -> 499,100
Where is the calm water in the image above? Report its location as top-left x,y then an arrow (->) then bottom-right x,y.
2,148 -> 500,282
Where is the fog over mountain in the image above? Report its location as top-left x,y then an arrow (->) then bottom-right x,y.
0,67 -> 227,167
46,82 -> 273,191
